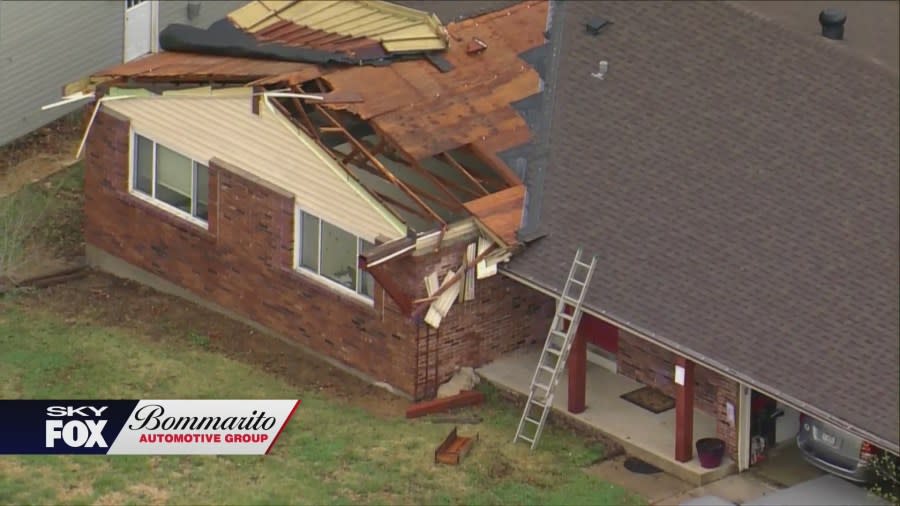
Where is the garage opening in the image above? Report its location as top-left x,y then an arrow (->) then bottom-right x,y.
748,390 -> 802,465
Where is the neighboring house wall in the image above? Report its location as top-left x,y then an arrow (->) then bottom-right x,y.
617,329 -> 741,461
0,0 -> 122,147
158,1 -> 246,30
0,0 -> 246,147
83,108 -> 552,397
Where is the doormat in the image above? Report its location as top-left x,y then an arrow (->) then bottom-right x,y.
620,386 -> 675,414
623,456 -> 663,474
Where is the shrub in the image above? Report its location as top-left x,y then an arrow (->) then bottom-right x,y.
868,451 -> 900,506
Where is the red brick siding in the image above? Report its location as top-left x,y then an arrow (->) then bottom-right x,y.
84,109 -> 551,398
617,329 -> 740,461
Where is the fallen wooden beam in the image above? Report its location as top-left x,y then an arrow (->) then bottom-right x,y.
0,265 -> 89,295
405,390 -> 485,419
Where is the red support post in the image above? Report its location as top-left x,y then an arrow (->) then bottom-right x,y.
567,324 -> 587,414
675,355 -> 695,462
563,306 -> 588,414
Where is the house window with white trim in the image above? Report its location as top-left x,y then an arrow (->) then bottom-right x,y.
132,133 -> 208,223
297,210 -> 375,298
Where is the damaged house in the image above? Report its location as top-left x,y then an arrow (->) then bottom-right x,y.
74,0 -> 554,401
65,0 -> 898,484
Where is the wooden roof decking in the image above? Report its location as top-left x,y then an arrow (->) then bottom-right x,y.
93,51 -> 323,82
228,0 -> 449,54
318,1 -> 547,160
463,185 -> 526,246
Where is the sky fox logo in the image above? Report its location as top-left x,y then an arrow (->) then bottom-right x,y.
45,406 -> 109,448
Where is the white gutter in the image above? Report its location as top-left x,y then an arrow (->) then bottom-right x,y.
498,266 -> 900,455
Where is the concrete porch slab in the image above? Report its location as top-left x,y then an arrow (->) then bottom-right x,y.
478,348 -> 736,485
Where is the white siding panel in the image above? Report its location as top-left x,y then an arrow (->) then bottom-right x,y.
0,0 -> 123,146
104,96 -> 404,242
158,1 -> 248,29
0,1 -> 248,147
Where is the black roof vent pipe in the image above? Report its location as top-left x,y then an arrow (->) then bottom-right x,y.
819,8 -> 847,40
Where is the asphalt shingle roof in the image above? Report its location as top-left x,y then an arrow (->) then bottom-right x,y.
393,1 -> 521,23
505,1 -> 900,452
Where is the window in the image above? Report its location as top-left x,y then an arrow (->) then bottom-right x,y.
297,210 -> 374,298
132,133 -> 209,223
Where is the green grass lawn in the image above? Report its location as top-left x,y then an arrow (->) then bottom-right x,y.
0,303 -> 641,505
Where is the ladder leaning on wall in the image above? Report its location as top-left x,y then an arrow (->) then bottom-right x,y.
513,248 -> 598,450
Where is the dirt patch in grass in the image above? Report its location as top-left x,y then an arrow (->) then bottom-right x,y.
0,111 -> 83,197
18,272 -> 408,418
125,484 -> 170,505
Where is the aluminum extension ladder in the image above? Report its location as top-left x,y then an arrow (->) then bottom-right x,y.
513,248 -> 598,450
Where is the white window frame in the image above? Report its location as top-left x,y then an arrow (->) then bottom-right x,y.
128,129 -> 209,229
293,208 -> 374,304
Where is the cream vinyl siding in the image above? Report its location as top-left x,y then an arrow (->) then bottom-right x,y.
104,96 -> 404,241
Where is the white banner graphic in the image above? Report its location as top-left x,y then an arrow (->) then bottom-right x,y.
107,400 -> 300,455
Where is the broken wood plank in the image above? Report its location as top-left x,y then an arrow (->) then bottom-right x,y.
412,244 -> 496,306
406,390 -> 485,419
464,242 -> 476,302
424,271 -> 440,297
425,270 -> 460,328
1,265 -> 89,295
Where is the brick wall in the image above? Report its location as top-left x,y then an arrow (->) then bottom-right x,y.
617,329 -> 740,461
365,234 -> 555,397
84,109 -> 552,399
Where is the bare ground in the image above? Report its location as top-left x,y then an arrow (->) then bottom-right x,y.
0,112 -> 83,198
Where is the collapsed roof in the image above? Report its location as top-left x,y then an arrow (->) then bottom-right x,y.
88,0 -> 548,248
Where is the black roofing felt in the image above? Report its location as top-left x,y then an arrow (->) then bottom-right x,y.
394,0 -> 522,23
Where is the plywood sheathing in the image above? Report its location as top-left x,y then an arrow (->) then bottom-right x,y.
318,1 -> 548,160
463,185 -> 526,247
228,0 -> 449,54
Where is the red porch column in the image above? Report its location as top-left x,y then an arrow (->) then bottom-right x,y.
675,356 -> 695,462
567,321 -> 587,413
564,305 -> 588,414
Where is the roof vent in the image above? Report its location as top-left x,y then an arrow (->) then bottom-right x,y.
585,19 -> 610,36
819,8 -> 846,40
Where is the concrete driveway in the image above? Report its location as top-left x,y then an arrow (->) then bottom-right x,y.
676,474 -> 889,506
742,474 -> 889,506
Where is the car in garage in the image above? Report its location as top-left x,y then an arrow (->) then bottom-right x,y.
796,414 -> 881,483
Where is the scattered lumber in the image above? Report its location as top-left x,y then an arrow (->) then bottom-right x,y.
405,390 -> 485,419
0,264 -> 88,294
434,427 -> 478,465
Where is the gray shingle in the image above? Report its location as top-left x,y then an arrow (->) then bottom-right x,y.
392,1 -> 520,23
505,1 -> 900,452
